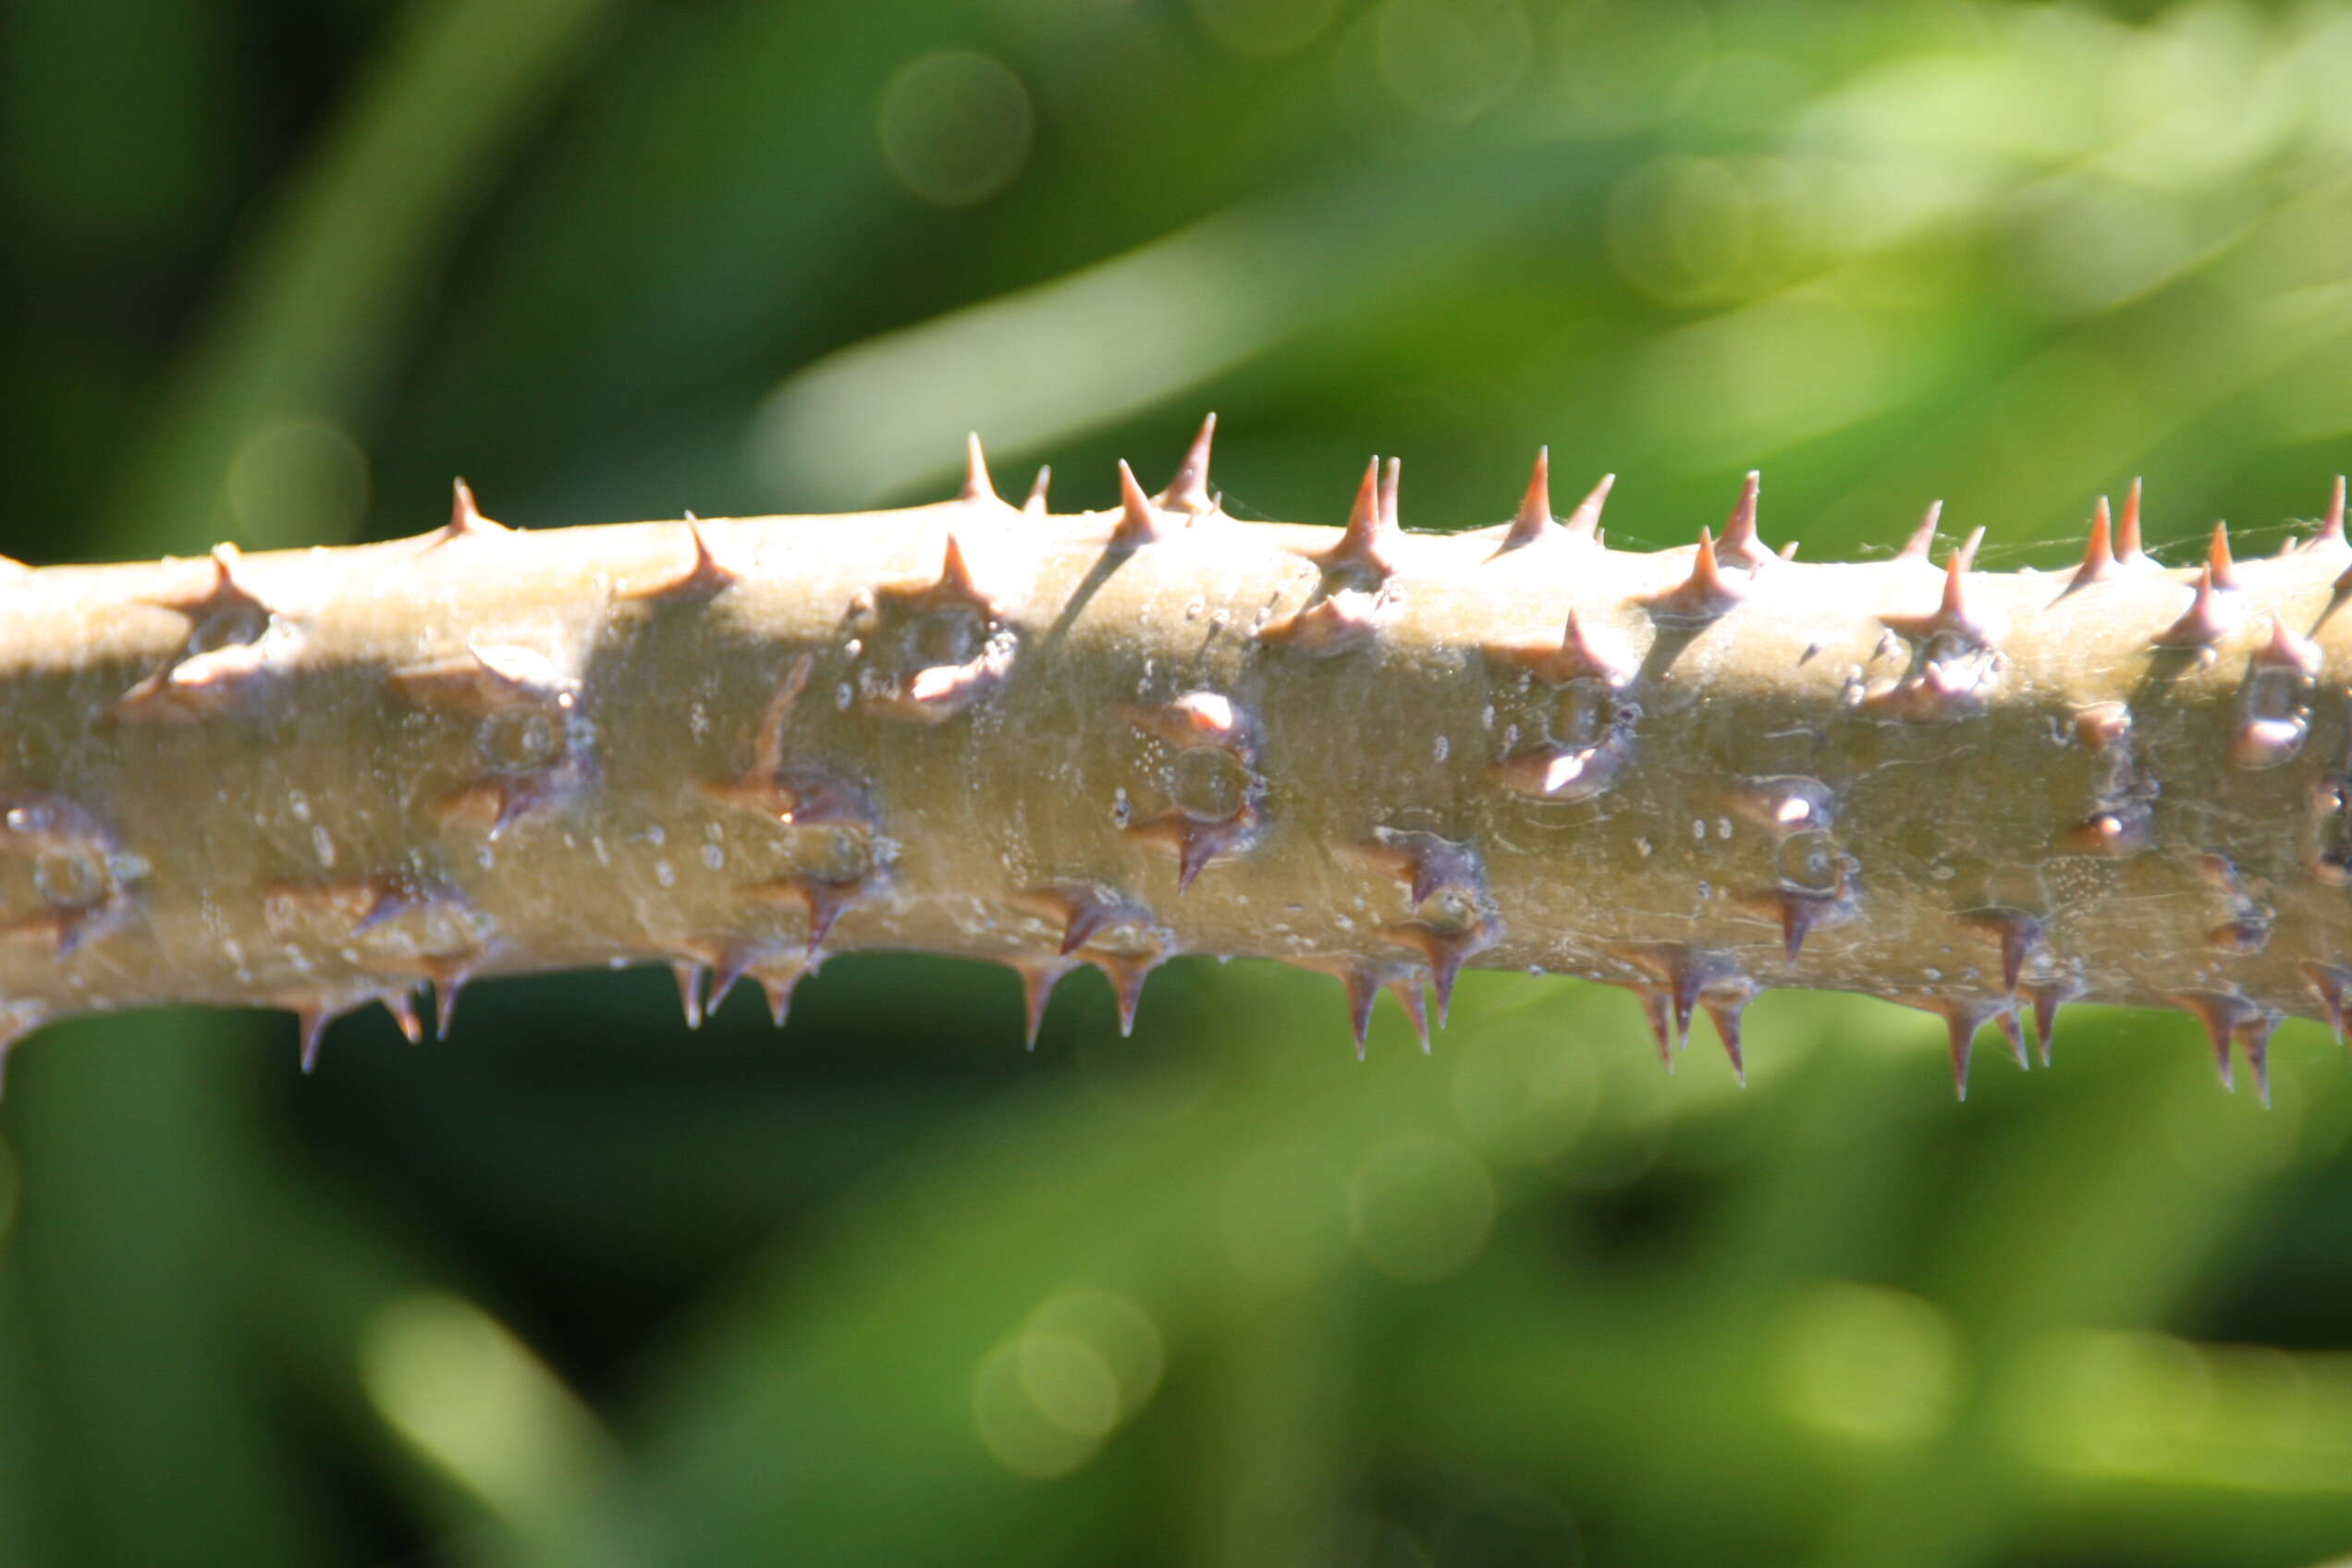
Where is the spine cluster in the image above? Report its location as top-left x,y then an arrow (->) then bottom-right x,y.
2,420 -> 2347,1098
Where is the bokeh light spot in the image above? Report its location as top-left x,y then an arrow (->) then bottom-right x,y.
1376,0 -> 1530,124
1781,1282 -> 1962,1446
1191,0 -> 1341,56
1027,1291 -> 1166,1427
973,1336 -> 1102,1479
360,1292 -> 609,1523
879,52 -> 1035,209
1349,1134 -> 1497,1283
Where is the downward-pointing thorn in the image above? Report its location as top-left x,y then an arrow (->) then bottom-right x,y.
960,433 -> 1001,507
1700,993 -> 1748,1085
433,970 -> 470,1038
671,960 -> 706,1030
1996,1009 -> 2027,1071
379,989 -> 424,1046
298,1009 -> 328,1073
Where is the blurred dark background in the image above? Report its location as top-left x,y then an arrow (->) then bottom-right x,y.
10,1 -> 2352,1563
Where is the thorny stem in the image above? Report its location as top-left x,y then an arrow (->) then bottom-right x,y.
3,426 -> 2349,1100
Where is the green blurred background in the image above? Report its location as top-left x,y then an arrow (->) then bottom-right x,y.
8,0 -> 2352,1562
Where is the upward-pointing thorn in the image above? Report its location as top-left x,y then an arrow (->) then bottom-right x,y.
431,478 -> 508,546
1563,472 -> 1613,540
624,516 -> 739,601
960,433 -> 1001,508
1883,540 -> 2001,646
2062,496 -> 2117,597
1023,466 -> 1052,518
2117,478 -> 2149,566
1379,456 -> 1401,532
2313,476 -> 2348,552
146,541 -> 271,622
1955,525 -> 1985,572
1153,412 -> 1219,517
1898,499 -> 1944,562
1109,460 -> 1171,548
2153,564 -> 2237,649
2207,521 -> 2239,590
1715,471 -> 1768,569
1501,447 -> 1552,548
1312,456 -> 1396,580
1642,527 -> 1744,621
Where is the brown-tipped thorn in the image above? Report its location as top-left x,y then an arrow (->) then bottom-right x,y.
1642,528 -> 1745,621
2117,477 -> 2148,565
1109,460 -> 1170,548
1010,955 -> 1077,1049
1380,916 -> 1500,1025
1956,908 -> 2042,995
2027,978 -> 2085,1067
1700,991 -> 1749,1085
428,478 -> 508,546
297,1007 -> 329,1073
1480,607 -> 1637,688
670,960 -> 706,1030
1311,456 -> 1395,581
1898,499 -> 1944,561
1996,1009 -> 2028,1072
1628,985 -> 1677,1066
1388,974 -> 1431,1053
2311,476 -> 2348,552
753,960 -> 812,1029
2152,566 -> 2237,649
960,433 -> 1000,507
2302,962 -> 2352,1046
1882,544 -> 1999,646
1892,999 -> 2018,1101
624,516 -> 739,602
145,541 -> 272,622
1354,828 -> 1487,908
1716,471 -> 1767,569
2252,615 -> 2321,677
2241,1012 -> 2277,1108
2174,991 -> 2260,1094
1955,525 -> 1985,571
2060,496 -> 2116,598
1498,447 -> 1553,548
1562,472 -> 1613,540
2207,521 -> 2239,590
1153,412 -> 1218,517
378,988 -> 424,1046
